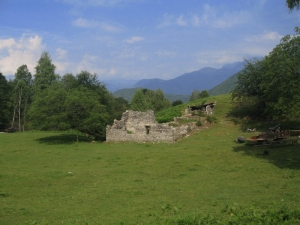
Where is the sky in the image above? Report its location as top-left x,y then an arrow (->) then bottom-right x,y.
0,0 -> 299,81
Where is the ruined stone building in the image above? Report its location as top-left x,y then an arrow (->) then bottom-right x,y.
106,110 -> 195,143
185,102 -> 216,115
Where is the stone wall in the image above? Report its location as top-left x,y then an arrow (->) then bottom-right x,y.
106,110 -> 195,143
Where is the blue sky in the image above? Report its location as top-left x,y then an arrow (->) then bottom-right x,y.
0,0 -> 299,81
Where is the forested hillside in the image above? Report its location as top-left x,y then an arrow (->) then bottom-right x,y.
133,61 -> 244,95
208,70 -> 242,96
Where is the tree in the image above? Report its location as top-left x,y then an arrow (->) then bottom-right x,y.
64,87 -> 109,141
189,90 -> 200,101
29,83 -> 110,141
34,52 -> 57,91
232,28 -> 300,120
130,88 -> 171,112
172,99 -> 183,106
130,89 -> 152,111
152,89 -> 171,111
286,0 -> 300,10
0,72 -> 11,130
199,90 -> 209,98
61,73 -> 78,91
11,65 -> 32,131
61,71 -> 123,123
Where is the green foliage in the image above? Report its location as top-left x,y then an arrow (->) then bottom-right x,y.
29,83 -> 110,140
11,65 -> 33,131
155,105 -> 184,123
199,90 -> 209,98
0,72 -> 11,129
113,87 -> 190,102
208,71 -> 241,96
232,28 -> 300,121
196,120 -> 202,126
130,89 -> 152,111
130,88 -> 171,112
190,90 -> 209,101
162,206 -> 300,224
206,115 -> 217,124
172,99 -> 183,106
34,51 -> 57,91
189,90 -> 200,101
286,0 -> 300,10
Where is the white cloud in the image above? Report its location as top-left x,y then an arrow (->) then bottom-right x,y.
0,35 -> 44,76
58,0 -> 142,7
55,48 -> 68,60
212,11 -> 251,28
125,36 -> 144,43
156,50 -> 176,58
0,38 -> 16,49
191,15 -> 201,27
73,17 -> 124,32
157,14 -> 174,28
157,5 -> 250,29
176,14 -> 188,26
245,31 -> 283,42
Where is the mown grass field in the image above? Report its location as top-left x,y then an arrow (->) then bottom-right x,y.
1,95 -> 300,224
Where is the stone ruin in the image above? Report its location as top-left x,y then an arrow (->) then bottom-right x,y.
106,110 -> 196,143
184,102 -> 216,116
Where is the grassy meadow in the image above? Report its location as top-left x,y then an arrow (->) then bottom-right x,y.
1,95 -> 300,224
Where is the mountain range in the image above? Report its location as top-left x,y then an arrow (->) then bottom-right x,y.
105,61 -> 245,102
131,61 -> 244,95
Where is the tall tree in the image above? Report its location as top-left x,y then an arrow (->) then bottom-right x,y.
199,90 -> 209,98
34,51 -> 57,91
130,89 -> 171,112
11,65 -> 32,131
151,89 -> 171,111
0,72 -> 11,130
232,28 -> 300,120
130,89 -> 151,111
190,90 -> 201,101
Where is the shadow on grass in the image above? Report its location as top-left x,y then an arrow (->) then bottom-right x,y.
233,142 -> 300,170
35,134 -> 94,145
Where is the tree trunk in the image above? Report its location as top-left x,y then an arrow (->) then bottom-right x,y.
11,105 -> 16,128
23,96 -> 28,131
18,87 -> 22,132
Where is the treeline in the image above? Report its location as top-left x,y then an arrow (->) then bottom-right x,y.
0,52 -> 173,140
232,27 -> 300,121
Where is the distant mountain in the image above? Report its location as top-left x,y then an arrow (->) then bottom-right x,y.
133,61 -> 245,95
113,88 -> 190,103
208,69 -> 244,96
102,79 -> 139,92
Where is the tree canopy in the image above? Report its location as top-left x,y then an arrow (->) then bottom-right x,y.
0,72 -> 11,130
34,51 -> 57,91
29,83 -> 110,140
11,65 -> 33,131
130,89 -> 171,112
232,27 -> 300,120
190,90 -> 209,101
286,0 -> 300,10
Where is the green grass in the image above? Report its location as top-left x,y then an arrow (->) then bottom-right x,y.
1,95 -> 300,224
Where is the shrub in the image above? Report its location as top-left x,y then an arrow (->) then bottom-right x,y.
196,120 -> 202,126
206,115 -> 217,124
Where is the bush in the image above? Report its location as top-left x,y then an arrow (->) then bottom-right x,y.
206,115 -> 217,124
196,120 -> 202,126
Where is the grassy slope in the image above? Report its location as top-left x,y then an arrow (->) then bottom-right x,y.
1,95 -> 300,224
